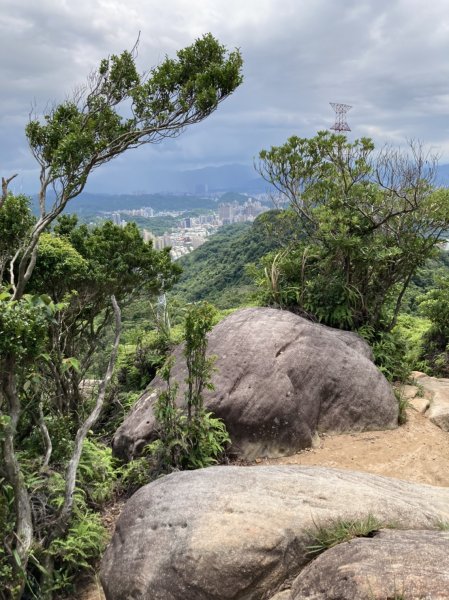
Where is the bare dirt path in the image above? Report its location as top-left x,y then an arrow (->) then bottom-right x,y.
76,392 -> 449,599
261,407 -> 449,487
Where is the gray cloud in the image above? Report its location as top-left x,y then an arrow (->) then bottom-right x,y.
2,0 -> 449,193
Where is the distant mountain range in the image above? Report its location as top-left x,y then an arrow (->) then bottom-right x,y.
128,163 -> 270,194
135,161 -> 449,194
29,161 -> 449,217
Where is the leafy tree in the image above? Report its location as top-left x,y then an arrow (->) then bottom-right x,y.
12,33 -> 242,301
255,131 -> 449,333
26,219 -> 180,419
0,33 -> 242,599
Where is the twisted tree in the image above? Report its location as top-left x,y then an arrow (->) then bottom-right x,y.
0,33 -> 242,599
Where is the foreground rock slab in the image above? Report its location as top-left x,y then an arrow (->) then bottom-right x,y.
100,466 -> 449,600
113,308 -> 397,460
291,529 -> 449,599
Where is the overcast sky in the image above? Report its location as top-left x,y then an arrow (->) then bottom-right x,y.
2,0 -> 449,193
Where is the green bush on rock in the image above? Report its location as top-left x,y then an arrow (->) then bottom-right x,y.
151,302 -> 230,472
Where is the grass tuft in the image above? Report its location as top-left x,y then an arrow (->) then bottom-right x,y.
306,514 -> 382,557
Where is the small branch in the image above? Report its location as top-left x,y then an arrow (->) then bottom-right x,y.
386,270 -> 414,332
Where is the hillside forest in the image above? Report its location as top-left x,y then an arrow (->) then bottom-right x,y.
2,33 -> 449,599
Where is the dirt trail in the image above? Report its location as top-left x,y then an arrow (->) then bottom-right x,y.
77,387 -> 449,598
261,407 -> 449,487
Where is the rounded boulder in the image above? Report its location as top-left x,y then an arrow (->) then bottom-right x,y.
113,308 -> 398,460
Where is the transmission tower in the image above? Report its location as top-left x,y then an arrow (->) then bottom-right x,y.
330,102 -> 352,132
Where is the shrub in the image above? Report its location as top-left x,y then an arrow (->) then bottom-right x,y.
77,439 -> 117,506
394,388 -> 409,426
0,480 -> 18,599
418,276 -> 449,376
152,302 -> 230,473
358,326 -> 410,383
46,509 -> 107,595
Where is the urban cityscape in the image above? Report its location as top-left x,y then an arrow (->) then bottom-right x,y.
104,195 -> 272,260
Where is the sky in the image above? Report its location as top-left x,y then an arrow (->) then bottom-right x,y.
2,0 -> 449,194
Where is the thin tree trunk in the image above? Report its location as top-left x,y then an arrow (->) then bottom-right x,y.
60,296 -> 121,530
38,403 -> 52,469
387,270 -> 414,332
1,357 -> 33,599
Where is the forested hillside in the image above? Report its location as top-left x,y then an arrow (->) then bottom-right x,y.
172,214 -> 282,308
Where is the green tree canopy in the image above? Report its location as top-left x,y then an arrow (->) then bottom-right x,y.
12,33 -> 242,300
255,131 -> 449,332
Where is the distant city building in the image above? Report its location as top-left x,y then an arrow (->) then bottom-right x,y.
142,229 -> 156,244
219,203 -> 233,223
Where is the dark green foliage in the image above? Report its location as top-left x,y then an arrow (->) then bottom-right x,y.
395,388 -> 409,426
1,33 -> 243,599
44,217 -> 181,302
358,326 -> 410,383
0,293 -> 52,361
27,233 -> 89,300
255,132 -> 449,333
401,248 -> 449,315
26,34 -> 242,197
115,456 -> 150,496
418,276 -> 449,375
173,214 -> 282,308
31,444 -> 112,596
0,481 -> 16,599
0,440 -> 116,598
151,302 -> 230,472
76,439 -> 118,506
26,218 -> 181,420
116,332 -> 172,392
0,194 -> 35,282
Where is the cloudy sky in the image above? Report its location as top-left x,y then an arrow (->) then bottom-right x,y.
1,0 -> 449,193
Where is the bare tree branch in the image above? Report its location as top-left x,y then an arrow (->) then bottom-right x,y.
1,174 -> 18,208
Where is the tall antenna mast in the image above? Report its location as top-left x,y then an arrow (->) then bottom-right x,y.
330,102 -> 352,132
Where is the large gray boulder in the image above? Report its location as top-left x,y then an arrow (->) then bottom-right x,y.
100,466 -> 449,600
113,308 -> 397,460
291,529 -> 449,599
